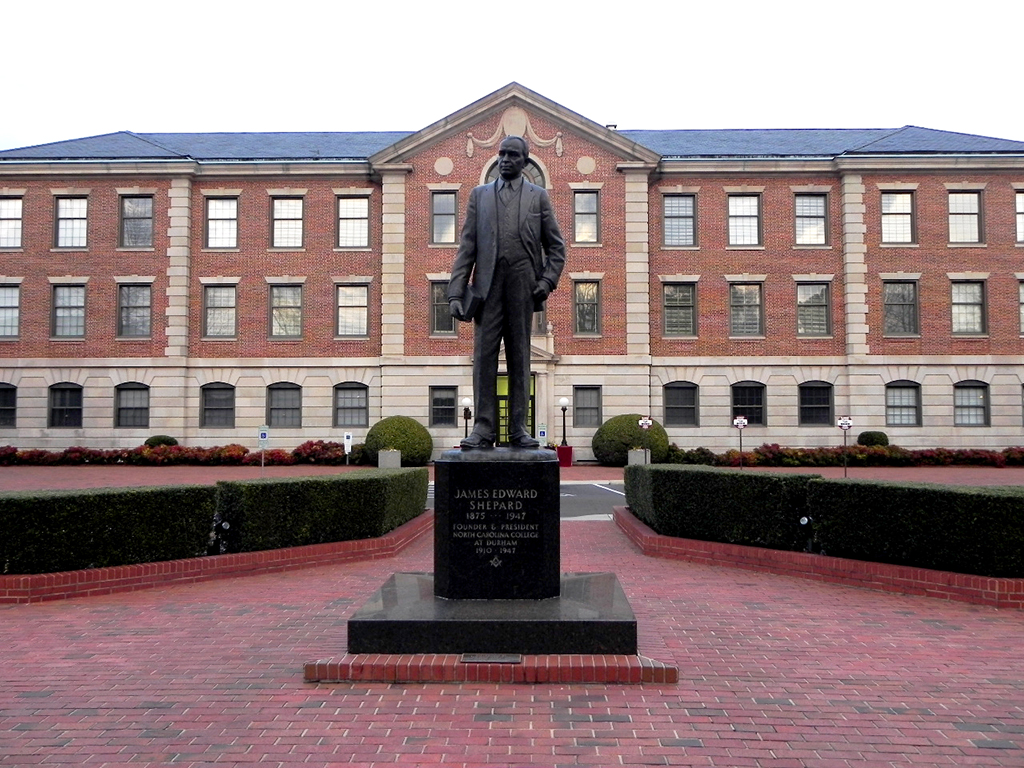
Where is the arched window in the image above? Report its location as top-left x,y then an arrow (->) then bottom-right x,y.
334,382 -> 368,427
664,382 -> 698,426
0,383 -> 15,427
267,382 -> 301,427
798,381 -> 833,425
49,382 -> 83,428
885,380 -> 921,426
485,158 -> 545,187
200,383 -> 235,428
731,381 -> 765,425
115,382 -> 149,428
953,380 -> 989,426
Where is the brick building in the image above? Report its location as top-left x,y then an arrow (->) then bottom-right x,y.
2,83 -> 1024,459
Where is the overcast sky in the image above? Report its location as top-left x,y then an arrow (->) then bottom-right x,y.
3,0 -> 1019,152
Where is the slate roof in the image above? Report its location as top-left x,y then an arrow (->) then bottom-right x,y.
3,126 -> 1023,162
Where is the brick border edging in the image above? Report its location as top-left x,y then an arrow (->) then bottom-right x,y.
615,507 -> 1024,609
0,511 -> 433,604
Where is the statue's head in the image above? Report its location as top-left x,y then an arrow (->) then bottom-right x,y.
498,136 -> 529,181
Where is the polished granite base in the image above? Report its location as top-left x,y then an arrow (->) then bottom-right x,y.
347,571 -> 637,655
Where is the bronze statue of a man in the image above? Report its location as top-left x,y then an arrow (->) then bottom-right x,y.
448,136 -> 566,449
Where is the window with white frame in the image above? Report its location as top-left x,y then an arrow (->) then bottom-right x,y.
200,382 -> 235,427
0,383 -> 14,427
728,195 -> 761,246
729,283 -> 763,336
882,280 -> 918,336
429,386 -> 457,427
336,284 -> 368,336
664,382 -> 698,426
798,381 -> 833,425
269,284 -> 302,338
881,191 -> 914,243
205,198 -> 238,248
0,285 -> 19,337
337,197 -> 369,247
663,194 -> 696,247
267,382 -> 301,427
52,284 -> 86,337
953,381 -> 989,426
431,281 -> 455,335
120,195 -> 153,248
731,381 -> 765,425
272,198 -> 303,248
55,197 -> 88,247
203,285 -> 236,337
1019,282 -> 1024,334
49,383 -> 83,428
115,383 -> 149,428
431,191 -> 457,244
794,193 -> 827,245
573,385 -> 602,427
334,382 -> 368,427
117,284 -> 151,338
796,282 -> 830,336
948,191 -> 982,243
574,280 -> 600,334
1017,192 -> 1024,243
885,381 -> 921,426
573,191 -> 599,243
0,198 -> 23,248
663,283 -> 696,336
951,281 -> 985,335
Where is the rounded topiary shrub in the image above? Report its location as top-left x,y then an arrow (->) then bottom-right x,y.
857,430 -> 889,447
144,435 -> 179,447
591,414 -> 670,467
364,416 -> 433,467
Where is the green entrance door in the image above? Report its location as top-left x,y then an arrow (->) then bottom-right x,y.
496,374 -> 536,445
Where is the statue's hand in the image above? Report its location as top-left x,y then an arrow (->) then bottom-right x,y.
449,300 -> 464,320
531,283 -> 550,303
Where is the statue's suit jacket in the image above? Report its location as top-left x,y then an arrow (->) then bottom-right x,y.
447,179 -> 565,312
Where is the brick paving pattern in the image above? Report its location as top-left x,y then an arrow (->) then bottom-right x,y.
2,513 -> 1023,767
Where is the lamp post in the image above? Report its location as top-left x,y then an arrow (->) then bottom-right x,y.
559,397 -> 569,447
461,397 -> 472,439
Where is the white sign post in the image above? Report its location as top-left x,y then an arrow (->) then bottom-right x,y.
344,432 -> 353,465
637,417 -> 654,465
732,415 -> 747,469
837,416 -> 853,477
258,426 -> 270,473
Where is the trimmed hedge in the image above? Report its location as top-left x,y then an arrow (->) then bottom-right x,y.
592,414 -> 670,466
364,416 -> 433,467
1,485 -> 216,574
215,467 -> 428,554
808,478 -> 1024,578
624,464 -> 817,551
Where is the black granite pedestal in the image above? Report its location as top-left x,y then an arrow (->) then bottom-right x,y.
346,447 -> 637,655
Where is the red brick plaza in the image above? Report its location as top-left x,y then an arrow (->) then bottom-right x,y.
2,465 -> 1023,766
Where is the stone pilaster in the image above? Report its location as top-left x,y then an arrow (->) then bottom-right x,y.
841,173 -> 869,357
378,166 -> 412,358
620,164 -> 655,359
164,178 -> 191,359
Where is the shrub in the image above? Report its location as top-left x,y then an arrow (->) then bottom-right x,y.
292,440 -> 349,464
241,448 -> 296,465
857,430 -> 889,447
364,416 -> 433,466
591,414 -> 670,466
144,435 -> 179,448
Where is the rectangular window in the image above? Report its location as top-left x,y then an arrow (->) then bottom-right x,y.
337,197 -> 369,247
882,281 -> 918,336
201,384 -> 235,428
52,284 -> 86,337
430,386 -> 457,427
664,383 -> 698,426
203,285 -> 237,337
728,194 -> 761,246
0,385 -> 15,427
948,191 -> 981,243
729,283 -> 763,336
120,195 -> 153,248
1017,192 -> 1024,243
272,198 -> 303,248
117,284 -> 152,338
731,383 -> 765,425
334,384 -> 368,427
573,385 -> 602,427
267,384 -> 301,428
1019,282 -> 1024,334
431,281 -> 455,335
796,283 -> 830,336
206,198 -> 238,248
795,193 -> 827,245
663,283 -> 696,336
663,194 -> 696,247
0,198 -> 23,248
336,284 -> 368,336
886,384 -> 920,426
0,285 -> 19,337
573,280 -> 600,334
881,191 -> 914,243
56,197 -> 87,247
951,281 -> 985,335
115,385 -> 149,428
49,385 -> 83,428
431,191 -> 457,244
954,384 -> 989,426
269,284 -> 302,338
799,383 -> 833,425
573,191 -> 599,243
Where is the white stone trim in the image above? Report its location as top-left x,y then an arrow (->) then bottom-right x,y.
658,274 -> 700,282
943,182 -> 987,190
264,275 -> 307,284
426,183 -> 462,190
198,276 -> 240,285
792,273 -> 835,282
199,188 -> 242,196
790,184 -> 833,193
114,275 -> 156,284
48,275 -> 90,284
875,182 -> 919,190
946,272 -> 990,280
266,188 -> 307,196
724,274 -> 767,282
332,275 -> 373,284
567,181 -> 605,190
879,272 -> 922,280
